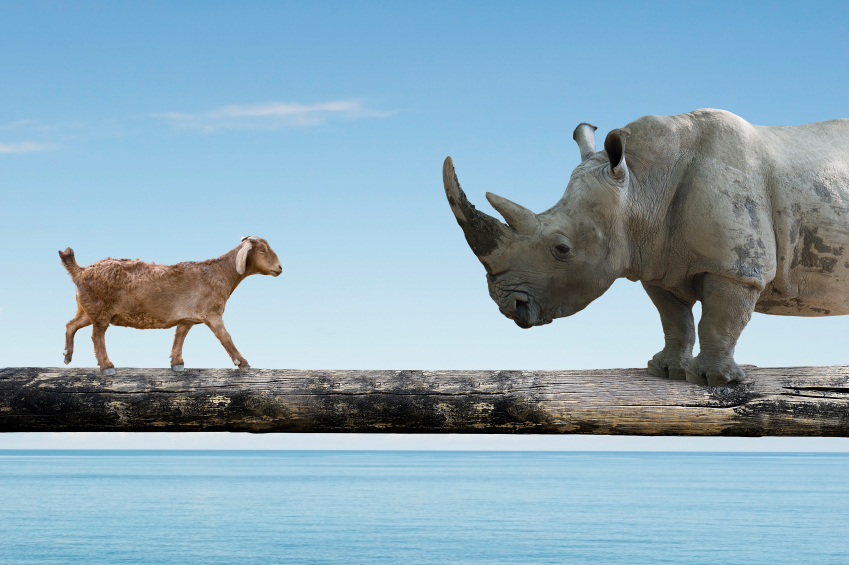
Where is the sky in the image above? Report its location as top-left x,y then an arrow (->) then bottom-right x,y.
1,1 -> 848,450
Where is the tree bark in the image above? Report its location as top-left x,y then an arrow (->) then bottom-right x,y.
1,366 -> 848,435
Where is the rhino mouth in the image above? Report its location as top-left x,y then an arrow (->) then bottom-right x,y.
490,282 -> 555,328
509,293 -> 554,328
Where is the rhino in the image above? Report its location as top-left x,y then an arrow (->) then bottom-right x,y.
443,109 -> 849,386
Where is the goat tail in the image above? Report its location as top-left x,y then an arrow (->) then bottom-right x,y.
59,247 -> 83,279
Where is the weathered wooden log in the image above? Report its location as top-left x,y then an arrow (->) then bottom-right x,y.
1,366 -> 849,435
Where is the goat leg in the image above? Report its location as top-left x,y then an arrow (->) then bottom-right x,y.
170,323 -> 194,371
64,303 -> 91,365
91,322 -> 116,376
204,315 -> 250,370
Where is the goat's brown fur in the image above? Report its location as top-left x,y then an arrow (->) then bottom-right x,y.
60,238 -> 282,374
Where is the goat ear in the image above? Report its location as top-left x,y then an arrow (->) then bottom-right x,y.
236,241 -> 252,274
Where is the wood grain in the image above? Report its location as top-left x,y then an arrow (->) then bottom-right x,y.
2,366 -> 848,435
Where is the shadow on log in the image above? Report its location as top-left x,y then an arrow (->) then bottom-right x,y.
1,366 -> 849,435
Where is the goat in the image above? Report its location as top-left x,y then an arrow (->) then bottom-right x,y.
59,236 -> 282,375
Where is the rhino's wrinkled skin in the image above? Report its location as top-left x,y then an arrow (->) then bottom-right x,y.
444,109 -> 849,386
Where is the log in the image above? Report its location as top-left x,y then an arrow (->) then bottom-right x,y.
1,366 -> 849,435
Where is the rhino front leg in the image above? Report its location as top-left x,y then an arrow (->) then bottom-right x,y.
688,274 -> 759,386
642,283 -> 696,380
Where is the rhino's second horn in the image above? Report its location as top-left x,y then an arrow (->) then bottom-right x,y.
486,192 -> 538,235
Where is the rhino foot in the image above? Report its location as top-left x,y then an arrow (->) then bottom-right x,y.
647,349 -> 692,380
685,354 -> 745,386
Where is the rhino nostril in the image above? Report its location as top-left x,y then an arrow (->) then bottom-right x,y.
515,299 -> 529,320
513,299 -> 533,329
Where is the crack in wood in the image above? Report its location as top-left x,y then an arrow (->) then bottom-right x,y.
784,386 -> 849,393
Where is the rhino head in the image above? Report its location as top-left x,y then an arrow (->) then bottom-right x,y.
444,123 -> 633,328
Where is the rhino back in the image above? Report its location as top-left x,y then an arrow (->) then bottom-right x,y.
756,118 -> 849,315
624,109 -> 849,315
623,110 -> 775,296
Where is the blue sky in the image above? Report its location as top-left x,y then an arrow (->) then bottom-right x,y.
2,1 -> 848,449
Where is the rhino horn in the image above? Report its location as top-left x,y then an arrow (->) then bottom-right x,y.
485,192 -> 538,235
573,122 -> 598,160
443,156 -> 511,261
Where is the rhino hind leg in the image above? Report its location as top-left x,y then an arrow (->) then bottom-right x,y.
643,283 -> 696,380
687,274 -> 759,386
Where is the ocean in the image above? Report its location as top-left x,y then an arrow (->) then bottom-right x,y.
0,451 -> 846,564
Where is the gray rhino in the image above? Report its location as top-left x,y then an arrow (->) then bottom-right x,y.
443,109 -> 849,386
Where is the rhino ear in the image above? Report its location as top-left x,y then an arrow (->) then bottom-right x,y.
604,128 -> 630,180
573,123 -> 598,160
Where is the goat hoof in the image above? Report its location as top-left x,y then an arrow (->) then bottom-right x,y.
63,359 -> 70,365
102,368 -> 116,376
172,364 -> 185,372
239,363 -> 251,371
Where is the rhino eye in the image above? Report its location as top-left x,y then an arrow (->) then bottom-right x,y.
552,243 -> 572,262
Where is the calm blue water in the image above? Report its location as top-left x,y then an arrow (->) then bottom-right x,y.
0,451 -> 847,564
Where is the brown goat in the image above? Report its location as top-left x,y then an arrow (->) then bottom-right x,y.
59,236 -> 282,375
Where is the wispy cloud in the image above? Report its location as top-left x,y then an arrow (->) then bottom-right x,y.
155,100 -> 395,131
0,119 -> 38,130
0,141 -> 60,154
